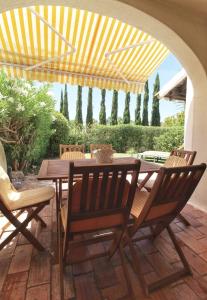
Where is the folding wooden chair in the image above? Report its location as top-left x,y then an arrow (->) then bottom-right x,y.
138,149 -> 197,225
59,144 -> 85,160
90,144 -> 112,158
170,149 -> 196,166
58,160 -> 140,300
127,163 -> 206,294
0,166 -> 55,251
0,141 -> 7,173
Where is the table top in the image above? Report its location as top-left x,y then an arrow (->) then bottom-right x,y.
38,157 -> 160,180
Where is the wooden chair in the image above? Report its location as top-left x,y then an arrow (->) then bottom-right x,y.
127,163 -> 206,295
0,166 -> 55,252
59,144 -> 85,160
90,144 -> 112,158
0,141 -> 7,173
58,160 -> 141,300
138,150 -> 197,225
170,149 -> 196,165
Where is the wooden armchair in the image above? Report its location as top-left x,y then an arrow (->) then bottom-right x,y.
59,144 -> 85,160
0,166 -> 55,252
90,144 -> 112,158
58,160 -> 140,300
128,163 -> 206,294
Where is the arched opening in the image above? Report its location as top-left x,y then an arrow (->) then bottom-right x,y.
1,0 -> 207,210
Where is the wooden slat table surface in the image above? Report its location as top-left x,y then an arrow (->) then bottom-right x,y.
37,158 -> 160,180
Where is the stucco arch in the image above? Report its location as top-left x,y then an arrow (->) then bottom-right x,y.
1,0 -> 207,210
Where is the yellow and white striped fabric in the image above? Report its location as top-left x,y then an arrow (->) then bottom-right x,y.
0,6 -> 169,93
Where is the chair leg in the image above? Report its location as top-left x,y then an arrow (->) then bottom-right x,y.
177,213 -> 191,226
58,211 -> 64,300
166,225 -> 192,274
108,230 -> 123,259
124,231 -> 149,295
0,204 -> 46,251
118,242 -> 136,300
0,210 -> 24,236
26,208 -> 47,228
125,226 -> 192,295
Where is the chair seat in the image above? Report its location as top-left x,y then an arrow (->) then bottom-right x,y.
61,204 -> 125,233
7,186 -> 55,211
131,190 -> 149,218
138,173 -> 157,189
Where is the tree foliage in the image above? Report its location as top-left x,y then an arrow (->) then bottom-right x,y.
123,92 -> 130,124
110,90 -> 118,125
63,84 -> 69,120
151,73 -> 160,126
0,71 -> 54,170
135,93 -> 142,125
60,89 -> 63,113
142,81 -> 149,126
86,87 -> 93,126
154,127 -> 184,151
162,111 -> 185,127
75,85 -> 83,125
99,89 -> 106,125
47,111 -> 70,157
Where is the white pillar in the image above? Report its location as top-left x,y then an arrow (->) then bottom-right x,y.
184,77 -> 207,211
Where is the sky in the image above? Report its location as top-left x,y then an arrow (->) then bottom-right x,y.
44,52 -> 183,123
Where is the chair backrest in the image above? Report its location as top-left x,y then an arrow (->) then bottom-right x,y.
65,160 -> 140,233
170,149 -> 196,165
60,151 -> 85,160
0,141 -> 7,173
164,155 -> 187,167
133,164 -> 206,230
59,144 -> 85,157
90,144 -> 112,158
0,166 -> 16,211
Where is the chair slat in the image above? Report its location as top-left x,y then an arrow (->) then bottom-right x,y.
107,170 -> 118,209
117,170 -> 127,208
89,170 -> 100,211
80,171 -> 89,211
99,170 -> 109,210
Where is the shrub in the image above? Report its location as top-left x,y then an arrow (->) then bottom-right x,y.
0,72 -> 54,170
153,127 -> 184,151
47,112 -> 70,157
65,124 -> 183,154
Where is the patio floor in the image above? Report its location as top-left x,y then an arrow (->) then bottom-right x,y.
1,178 -> 207,300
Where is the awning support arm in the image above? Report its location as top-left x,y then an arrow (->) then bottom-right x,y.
25,7 -> 76,71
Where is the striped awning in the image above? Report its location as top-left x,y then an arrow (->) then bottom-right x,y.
0,6 -> 169,93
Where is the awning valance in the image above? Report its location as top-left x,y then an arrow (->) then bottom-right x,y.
0,6 -> 169,93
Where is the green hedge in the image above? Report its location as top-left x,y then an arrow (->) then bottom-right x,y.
85,125 -> 184,153
47,117 -> 184,157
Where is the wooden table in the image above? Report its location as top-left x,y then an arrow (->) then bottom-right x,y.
38,157 -> 160,201
38,157 -> 160,181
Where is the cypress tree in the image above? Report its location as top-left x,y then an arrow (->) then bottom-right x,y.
99,89 -> 106,125
135,93 -> 142,125
63,84 -> 69,120
86,87 -> 93,126
123,92 -> 130,124
110,90 -> 118,125
75,85 -> 83,125
151,73 -> 161,126
60,89 -> 63,113
142,80 -> 149,126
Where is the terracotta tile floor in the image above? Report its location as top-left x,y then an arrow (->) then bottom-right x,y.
0,178 -> 207,299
